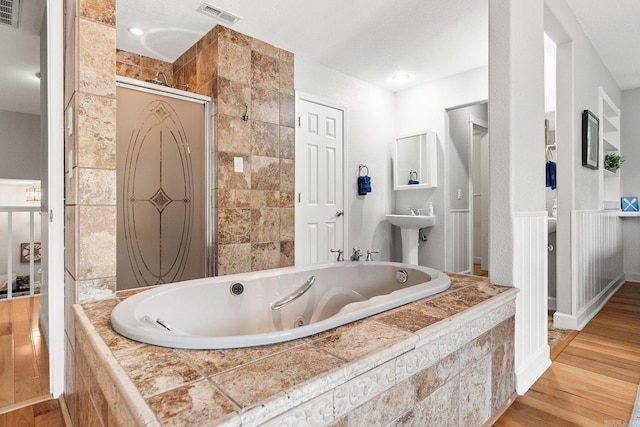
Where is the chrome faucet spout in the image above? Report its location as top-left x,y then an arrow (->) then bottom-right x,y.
351,247 -> 363,261
330,248 -> 344,261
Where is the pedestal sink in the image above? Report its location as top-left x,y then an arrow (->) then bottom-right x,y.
385,214 -> 436,264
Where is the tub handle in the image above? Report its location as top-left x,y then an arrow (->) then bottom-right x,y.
271,275 -> 316,310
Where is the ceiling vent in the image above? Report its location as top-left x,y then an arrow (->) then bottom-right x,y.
197,3 -> 241,25
0,0 -> 21,29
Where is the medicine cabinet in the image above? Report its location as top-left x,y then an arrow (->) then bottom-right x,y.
393,130 -> 437,190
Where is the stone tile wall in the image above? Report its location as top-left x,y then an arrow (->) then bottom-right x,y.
115,50 -> 174,86
173,26 -> 295,275
63,0 -> 118,424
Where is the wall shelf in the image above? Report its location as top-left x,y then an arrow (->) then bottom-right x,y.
598,87 -> 621,210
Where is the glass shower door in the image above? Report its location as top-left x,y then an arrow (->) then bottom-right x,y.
116,85 -> 207,289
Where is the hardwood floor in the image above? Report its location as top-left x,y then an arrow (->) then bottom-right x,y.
474,263 -> 489,277
0,296 -> 50,412
495,282 -> 640,426
0,398 -> 65,427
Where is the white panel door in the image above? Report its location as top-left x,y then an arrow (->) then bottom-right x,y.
295,99 -> 344,265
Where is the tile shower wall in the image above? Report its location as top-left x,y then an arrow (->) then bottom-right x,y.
172,26 -> 295,275
115,49 -> 174,86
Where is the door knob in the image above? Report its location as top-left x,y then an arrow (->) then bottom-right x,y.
336,210 -> 344,217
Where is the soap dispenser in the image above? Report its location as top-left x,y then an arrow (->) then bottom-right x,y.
551,199 -> 557,218
427,202 -> 434,216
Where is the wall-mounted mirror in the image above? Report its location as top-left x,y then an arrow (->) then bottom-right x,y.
393,130 -> 437,190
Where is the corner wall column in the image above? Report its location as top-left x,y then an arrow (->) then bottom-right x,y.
488,0 -> 550,394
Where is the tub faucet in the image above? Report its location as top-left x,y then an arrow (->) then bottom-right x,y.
351,247 -> 363,261
366,249 -> 379,261
330,248 -> 344,261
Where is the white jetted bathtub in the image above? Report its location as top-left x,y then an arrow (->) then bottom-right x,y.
110,261 -> 451,349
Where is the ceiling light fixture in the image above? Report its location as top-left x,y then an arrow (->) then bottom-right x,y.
392,74 -> 410,82
128,27 -> 144,36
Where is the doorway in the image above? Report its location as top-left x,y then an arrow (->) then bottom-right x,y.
294,96 -> 345,265
446,102 -> 488,274
471,118 -> 489,275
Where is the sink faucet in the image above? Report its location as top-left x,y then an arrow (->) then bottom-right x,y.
366,249 -> 379,261
407,207 -> 417,216
330,248 -> 344,261
351,247 -> 363,261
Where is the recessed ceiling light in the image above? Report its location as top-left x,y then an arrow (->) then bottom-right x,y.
128,27 -> 144,36
392,74 -> 410,82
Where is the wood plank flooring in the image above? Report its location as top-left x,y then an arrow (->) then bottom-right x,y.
495,282 -> 640,426
0,296 -> 50,412
0,398 -> 65,427
474,263 -> 489,277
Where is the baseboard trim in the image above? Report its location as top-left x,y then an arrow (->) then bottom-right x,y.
0,394 -> 52,415
625,272 -> 640,283
553,273 -> 625,330
59,394 -> 73,427
515,345 -> 551,394
482,391 -> 518,427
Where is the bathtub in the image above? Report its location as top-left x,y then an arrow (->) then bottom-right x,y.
110,261 -> 450,349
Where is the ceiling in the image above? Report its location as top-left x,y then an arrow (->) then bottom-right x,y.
116,0 -> 489,92
565,0 -> 640,90
3,1 -> 640,116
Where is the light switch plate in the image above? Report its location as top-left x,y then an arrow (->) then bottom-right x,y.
234,157 -> 243,173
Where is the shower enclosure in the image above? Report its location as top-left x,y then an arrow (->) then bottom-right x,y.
116,78 -> 211,289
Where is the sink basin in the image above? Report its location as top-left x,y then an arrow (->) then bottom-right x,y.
385,214 -> 436,264
385,214 -> 436,230
548,217 -> 556,233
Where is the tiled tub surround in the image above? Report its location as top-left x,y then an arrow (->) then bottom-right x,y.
71,274 -> 517,426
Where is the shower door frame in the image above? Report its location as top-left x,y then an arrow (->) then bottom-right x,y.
115,76 -> 214,278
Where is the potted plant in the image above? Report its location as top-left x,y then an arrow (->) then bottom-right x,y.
604,153 -> 624,173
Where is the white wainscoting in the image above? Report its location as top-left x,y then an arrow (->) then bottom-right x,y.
513,211 -> 550,394
449,209 -> 470,274
622,217 -> 640,282
556,210 -> 624,330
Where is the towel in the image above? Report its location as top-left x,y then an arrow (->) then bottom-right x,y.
408,179 -> 420,185
546,161 -> 556,190
358,175 -> 371,195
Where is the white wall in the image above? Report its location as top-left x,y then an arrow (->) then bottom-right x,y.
448,103 -> 488,211
546,0 -> 623,320
395,67 -> 488,271
622,88 -> 640,280
0,110 -> 41,180
295,56 -> 396,261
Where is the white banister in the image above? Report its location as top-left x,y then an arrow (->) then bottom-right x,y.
1,206 -> 40,300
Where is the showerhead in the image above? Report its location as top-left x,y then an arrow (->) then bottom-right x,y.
144,71 -> 189,90
146,71 -> 169,86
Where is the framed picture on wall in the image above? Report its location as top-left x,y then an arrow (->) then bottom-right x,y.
582,109 -> 599,169
20,242 -> 42,263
